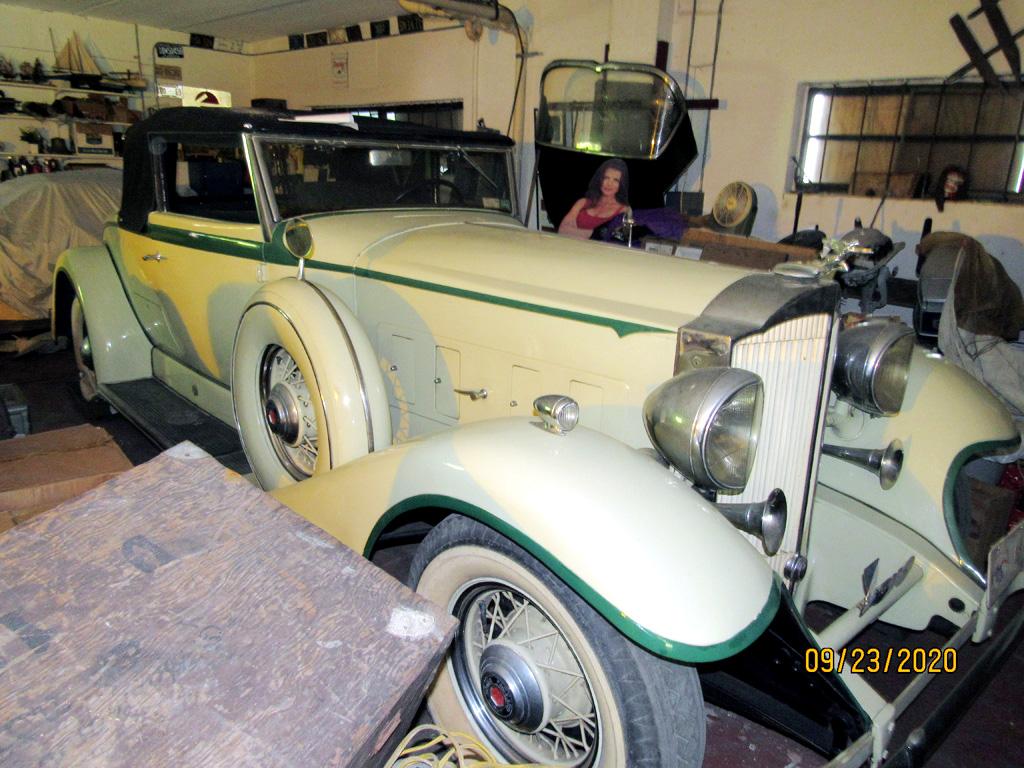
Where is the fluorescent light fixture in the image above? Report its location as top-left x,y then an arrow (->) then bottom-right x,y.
1013,141 -> 1024,194
289,112 -> 357,126
801,93 -> 829,184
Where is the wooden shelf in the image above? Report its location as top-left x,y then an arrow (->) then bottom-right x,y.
0,80 -> 140,98
0,80 -> 56,92
70,117 -> 133,127
1,152 -> 75,159
1,113 -> 133,128
56,86 -> 136,98
0,113 -> 47,122
1,152 -> 121,161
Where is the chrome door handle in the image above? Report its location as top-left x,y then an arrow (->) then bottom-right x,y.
142,253 -> 164,262
454,387 -> 488,401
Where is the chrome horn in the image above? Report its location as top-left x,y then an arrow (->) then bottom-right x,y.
715,488 -> 787,556
822,439 -> 903,490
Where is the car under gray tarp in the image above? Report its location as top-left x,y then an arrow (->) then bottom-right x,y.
0,168 -> 120,320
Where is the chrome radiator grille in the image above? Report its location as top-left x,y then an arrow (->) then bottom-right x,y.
728,313 -> 837,572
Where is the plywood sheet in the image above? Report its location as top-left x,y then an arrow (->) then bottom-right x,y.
0,443 -> 455,767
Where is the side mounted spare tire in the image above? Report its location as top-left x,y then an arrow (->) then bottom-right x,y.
231,277 -> 390,490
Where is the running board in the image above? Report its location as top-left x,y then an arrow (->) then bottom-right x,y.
103,378 -> 250,476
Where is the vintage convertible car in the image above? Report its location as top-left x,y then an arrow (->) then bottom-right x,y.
52,64 -> 1023,768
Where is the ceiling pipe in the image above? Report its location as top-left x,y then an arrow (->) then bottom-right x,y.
398,0 -> 517,34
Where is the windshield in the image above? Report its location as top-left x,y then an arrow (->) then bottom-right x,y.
537,60 -> 685,160
257,138 -> 516,219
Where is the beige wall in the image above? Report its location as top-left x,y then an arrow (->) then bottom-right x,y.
251,26 -> 503,121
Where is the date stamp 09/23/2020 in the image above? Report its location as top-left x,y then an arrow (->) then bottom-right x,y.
805,646 -> 958,675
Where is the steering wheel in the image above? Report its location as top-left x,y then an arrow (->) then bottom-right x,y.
393,179 -> 465,205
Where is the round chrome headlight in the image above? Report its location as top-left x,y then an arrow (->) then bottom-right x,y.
833,319 -> 915,416
643,368 -> 764,491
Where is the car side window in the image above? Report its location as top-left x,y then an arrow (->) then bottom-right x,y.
157,135 -> 259,224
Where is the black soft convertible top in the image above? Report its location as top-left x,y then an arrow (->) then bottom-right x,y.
119,107 -> 513,233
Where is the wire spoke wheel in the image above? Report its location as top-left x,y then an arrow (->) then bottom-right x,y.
410,515 -> 706,768
259,344 -> 318,479
452,582 -> 600,766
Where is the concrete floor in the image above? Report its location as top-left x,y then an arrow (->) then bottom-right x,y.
3,344 -> 1022,767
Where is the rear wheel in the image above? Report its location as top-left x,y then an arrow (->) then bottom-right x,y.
408,515 -> 705,767
70,297 -> 98,402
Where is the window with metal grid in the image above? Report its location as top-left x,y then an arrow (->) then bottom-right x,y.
311,101 -> 464,131
795,81 -> 1024,204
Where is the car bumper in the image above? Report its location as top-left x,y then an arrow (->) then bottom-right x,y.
825,523 -> 1024,767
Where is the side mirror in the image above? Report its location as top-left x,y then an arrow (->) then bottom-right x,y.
282,218 -> 313,280
283,218 -> 313,260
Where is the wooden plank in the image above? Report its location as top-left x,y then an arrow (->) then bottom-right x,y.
0,443 -> 455,767
681,227 -> 819,259
679,228 -> 819,271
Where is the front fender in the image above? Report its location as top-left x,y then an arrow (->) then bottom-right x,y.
819,347 -> 1018,576
272,417 -> 780,662
53,243 -> 152,384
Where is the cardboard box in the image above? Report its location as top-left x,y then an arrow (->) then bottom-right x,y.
965,477 -> 1016,566
0,424 -> 132,531
73,121 -> 115,156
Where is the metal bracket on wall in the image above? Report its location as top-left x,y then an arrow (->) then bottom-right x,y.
948,1 -> 1023,85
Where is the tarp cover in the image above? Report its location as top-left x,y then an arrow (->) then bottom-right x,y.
0,168 -> 120,319
937,234 -> 1024,432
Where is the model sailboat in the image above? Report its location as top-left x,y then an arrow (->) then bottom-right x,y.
52,32 -> 146,91
54,32 -> 102,87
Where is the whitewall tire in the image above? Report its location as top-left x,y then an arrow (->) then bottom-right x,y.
409,515 -> 706,768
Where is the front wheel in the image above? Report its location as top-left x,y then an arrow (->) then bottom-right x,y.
408,515 -> 705,767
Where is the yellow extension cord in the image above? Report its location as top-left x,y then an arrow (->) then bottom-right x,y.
385,724 -> 548,768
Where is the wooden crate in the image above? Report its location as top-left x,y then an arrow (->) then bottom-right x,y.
0,443 -> 455,767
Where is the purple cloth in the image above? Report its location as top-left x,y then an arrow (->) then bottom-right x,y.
596,207 -> 686,244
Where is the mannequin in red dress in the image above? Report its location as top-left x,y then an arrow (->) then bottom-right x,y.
558,158 -> 630,240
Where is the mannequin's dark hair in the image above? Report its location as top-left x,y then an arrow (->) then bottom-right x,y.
585,158 -> 629,205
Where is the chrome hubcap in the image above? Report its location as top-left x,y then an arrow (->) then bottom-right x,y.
259,346 -> 318,479
479,640 -> 548,732
80,335 -> 92,367
452,583 -> 600,766
264,383 -> 301,445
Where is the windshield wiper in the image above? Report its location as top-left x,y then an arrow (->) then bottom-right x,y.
457,148 -> 501,194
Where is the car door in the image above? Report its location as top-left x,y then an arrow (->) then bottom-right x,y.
126,133 -> 266,383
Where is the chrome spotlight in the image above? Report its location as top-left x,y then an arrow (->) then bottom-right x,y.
533,394 -> 579,434
643,367 -> 764,491
832,319 -> 915,416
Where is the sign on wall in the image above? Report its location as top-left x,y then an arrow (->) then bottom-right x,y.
332,52 -> 349,87
155,42 -> 184,58
182,86 -> 233,108
214,38 -> 244,54
155,64 -> 182,81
